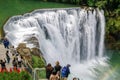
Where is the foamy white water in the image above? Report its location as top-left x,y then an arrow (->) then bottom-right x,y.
4,8 -> 107,80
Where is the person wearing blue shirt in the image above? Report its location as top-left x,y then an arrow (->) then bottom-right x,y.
61,64 -> 71,80
3,38 -> 9,49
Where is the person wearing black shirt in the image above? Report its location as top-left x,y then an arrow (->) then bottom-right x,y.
46,63 -> 54,79
0,59 -> 7,72
54,61 -> 62,74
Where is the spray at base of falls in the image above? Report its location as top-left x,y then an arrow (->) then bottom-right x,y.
4,7 -> 107,80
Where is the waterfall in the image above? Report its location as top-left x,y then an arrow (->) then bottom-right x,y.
4,7 -> 106,80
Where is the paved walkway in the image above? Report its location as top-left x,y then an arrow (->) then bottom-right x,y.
0,44 -> 14,71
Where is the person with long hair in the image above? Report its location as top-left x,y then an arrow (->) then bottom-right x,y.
45,63 -> 54,79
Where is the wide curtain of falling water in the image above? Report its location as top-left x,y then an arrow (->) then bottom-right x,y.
4,8 -> 105,66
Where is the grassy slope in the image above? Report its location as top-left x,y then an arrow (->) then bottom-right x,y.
0,0 -> 77,35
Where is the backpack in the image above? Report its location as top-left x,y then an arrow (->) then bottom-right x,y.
61,66 -> 67,77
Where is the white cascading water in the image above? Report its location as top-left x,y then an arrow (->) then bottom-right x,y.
4,8 -> 108,80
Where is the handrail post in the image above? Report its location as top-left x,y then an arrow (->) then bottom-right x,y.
33,68 -> 45,80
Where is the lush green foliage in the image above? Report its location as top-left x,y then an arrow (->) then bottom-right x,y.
0,71 -> 32,80
32,55 -> 45,68
36,69 -> 46,79
0,0 -> 77,29
32,55 -> 46,79
95,0 -> 120,50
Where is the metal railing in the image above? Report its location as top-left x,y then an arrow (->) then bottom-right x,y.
22,57 -> 46,80
22,56 -> 33,75
33,68 -> 46,80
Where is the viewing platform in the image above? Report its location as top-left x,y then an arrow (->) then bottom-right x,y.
0,44 -> 13,71
0,43 -> 46,80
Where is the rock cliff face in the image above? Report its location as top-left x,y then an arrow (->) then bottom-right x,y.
16,43 -> 32,63
23,36 -> 43,56
31,47 -> 42,57
16,43 -> 43,64
24,36 -> 40,48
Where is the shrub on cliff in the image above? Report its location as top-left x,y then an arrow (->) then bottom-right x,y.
32,55 -> 45,68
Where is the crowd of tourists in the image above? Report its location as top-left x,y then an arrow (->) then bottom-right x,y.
45,61 -> 71,80
0,38 -> 23,73
0,38 -> 79,80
